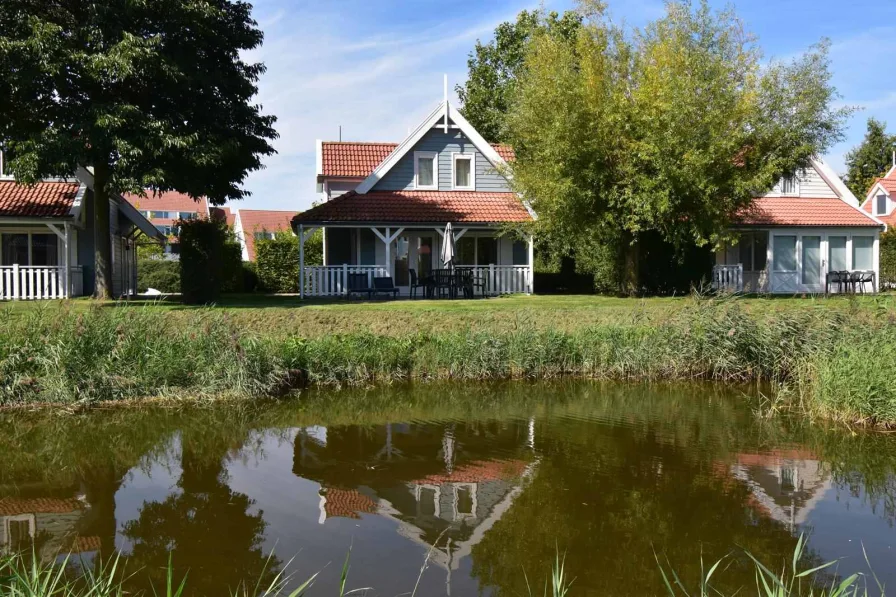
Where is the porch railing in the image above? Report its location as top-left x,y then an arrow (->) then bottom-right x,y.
465,265 -> 531,295
0,265 -> 83,300
712,264 -> 744,293
302,265 -> 390,297
301,264 -> 532,297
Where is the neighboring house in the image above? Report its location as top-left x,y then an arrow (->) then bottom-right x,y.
0,158 -> 162,300
0,495 -> 100,561
123,192 -> 233,257
714,158 -> 885,293
296,99 -> 534,298
232,209 -> 299,261
860,164 -> 896,227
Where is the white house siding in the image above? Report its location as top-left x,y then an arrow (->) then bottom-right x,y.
373,127 -> 510,193
763,165 -> 838,199
325,179 -> 360,199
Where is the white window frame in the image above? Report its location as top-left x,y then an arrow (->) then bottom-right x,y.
779,174 -> 800,197
451,152 -> 475,191
413,151 -> 438,190
3,514 -> 36,552
0,150 -> 10,179
875,194 -> 889,217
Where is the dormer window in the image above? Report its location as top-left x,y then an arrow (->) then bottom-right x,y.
875,194 -> 888,216
414,151 -> 438,190
780,175 -> 799,196
0,149 -> 11,178
452,153 -> 474,190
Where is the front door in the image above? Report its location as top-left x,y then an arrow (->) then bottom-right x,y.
801,235 -> 823,292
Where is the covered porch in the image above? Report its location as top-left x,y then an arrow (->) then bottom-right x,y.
0,223 -> 83,300
713,228 -> 880,294
298,224 -> 534,298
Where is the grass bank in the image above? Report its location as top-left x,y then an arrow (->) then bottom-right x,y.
1,297 -> 895,425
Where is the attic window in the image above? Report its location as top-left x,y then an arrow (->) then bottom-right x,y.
0,149 -> 11,178
876,194 -> 888,216
414,151 -> 438,190
780,175 -> 799,196
452,153 -> 474,190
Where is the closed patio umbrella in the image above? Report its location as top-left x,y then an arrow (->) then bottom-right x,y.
440,222 -> 455,268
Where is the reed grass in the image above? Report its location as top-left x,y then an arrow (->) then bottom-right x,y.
1,297 -> 895,425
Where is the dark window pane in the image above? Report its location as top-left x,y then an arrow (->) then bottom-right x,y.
457,237 -> 475,265
738,233 -> 753,271
456,486 -> 474,515
1,234 -> 29,265
359,228 -> 377,265
477,237 -> 497,265
512,240 -> 528,265
31,234 -> 58,266
753,233 -> 767,271
8,519 -> 32,551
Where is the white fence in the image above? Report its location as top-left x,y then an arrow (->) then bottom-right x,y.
302,265 -> 390,297
0,265 -> 83,300
302,264 -> 531,297
712,264 -> 744,293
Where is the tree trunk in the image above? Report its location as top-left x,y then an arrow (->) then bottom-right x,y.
93,163 -> 114,299
621,230 -> 640,296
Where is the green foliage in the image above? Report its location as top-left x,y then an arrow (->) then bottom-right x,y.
506,1 -> 852,262
136,234 -> 166,261
880,228 -> 896,288
2,299 -> 896,425
844,118 -> 896,199
456,9 -> 582,143
255,230 -> 322,293
0,0 -> 277,296
137,259 -> 181,293
179,218 -> 242,304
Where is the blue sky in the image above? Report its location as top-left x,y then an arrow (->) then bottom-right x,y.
241,0 -> 896,211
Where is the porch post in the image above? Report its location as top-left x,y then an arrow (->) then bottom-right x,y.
299,224 -> 305,299
64,223 -> 71,298
527,234 -> 535,295
385,227 -> 391,278
322,227 -> 328,266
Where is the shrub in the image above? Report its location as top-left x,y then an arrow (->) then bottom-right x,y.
179,218 -> 241,304
256,229 -> 322,293
137,259 -> 180,293
880,227 -> 896,288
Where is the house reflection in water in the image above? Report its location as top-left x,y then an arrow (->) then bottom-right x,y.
294,420 -> 537,577
0,495 -> 100,562
730,450 -> 831,531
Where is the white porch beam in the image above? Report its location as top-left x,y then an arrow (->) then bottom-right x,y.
299,224 -> 305,300
370,227 -> 389,244
386,227 -> 405,243
455,228 -> 468,241
384,227 -> 391,279
527,234 -> 535,295
45,223 -> 66,241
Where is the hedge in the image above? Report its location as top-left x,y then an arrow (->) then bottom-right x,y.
179,218 -> 243,303
255,230 -> 322,293
881,228 -> 896,289
137,259 -> 180,293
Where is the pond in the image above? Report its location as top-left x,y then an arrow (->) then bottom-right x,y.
1,382 -> 894,596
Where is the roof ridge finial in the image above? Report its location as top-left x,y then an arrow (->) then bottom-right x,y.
443,74 -> 449,134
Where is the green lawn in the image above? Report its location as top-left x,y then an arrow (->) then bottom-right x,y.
3,293 -> 894,338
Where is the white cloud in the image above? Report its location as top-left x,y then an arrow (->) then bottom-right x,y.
237,2 -> 530,211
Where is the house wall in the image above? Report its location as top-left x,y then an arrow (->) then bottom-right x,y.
76,192 -> 136,297
373,127 -> 510,193
763,165 -> 838,198
325,179 -> 360,199
716,227 -> 880,293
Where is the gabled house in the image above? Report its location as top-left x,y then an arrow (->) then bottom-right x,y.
0,160 -> 162,300
232,209 -> 299,261
296,100 -> 535,298
860,164 -> 896,227
714,158 -> 885,293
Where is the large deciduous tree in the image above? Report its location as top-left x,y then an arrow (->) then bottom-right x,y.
505,0 -> 850,291
0,0 -> 277,298
844,118 -> 896,200
456,8 -> 582,144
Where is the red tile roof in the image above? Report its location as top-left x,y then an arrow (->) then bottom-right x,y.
0,181 -> 80,218
295,191 -> 532,224
320,142 -> 515,179
321,488 -> 378,520
123,191 -> 209,224
0,497 -> 84,516
413,459 -> 528,486
735,197 -> 881,227
238,209 -> 300,261
862,176 -> 896,226
210,206 -> 235,227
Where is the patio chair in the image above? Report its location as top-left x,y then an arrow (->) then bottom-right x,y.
455,268 -> 475,299
826,271 -> 848,295
346,273 -> 374,300
408,268 -> 430,299
372,276 -> 401,299
853,271 -> 876,294
432,269 -> 453,299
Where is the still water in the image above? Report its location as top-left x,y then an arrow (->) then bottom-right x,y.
1,382 -> 894,596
